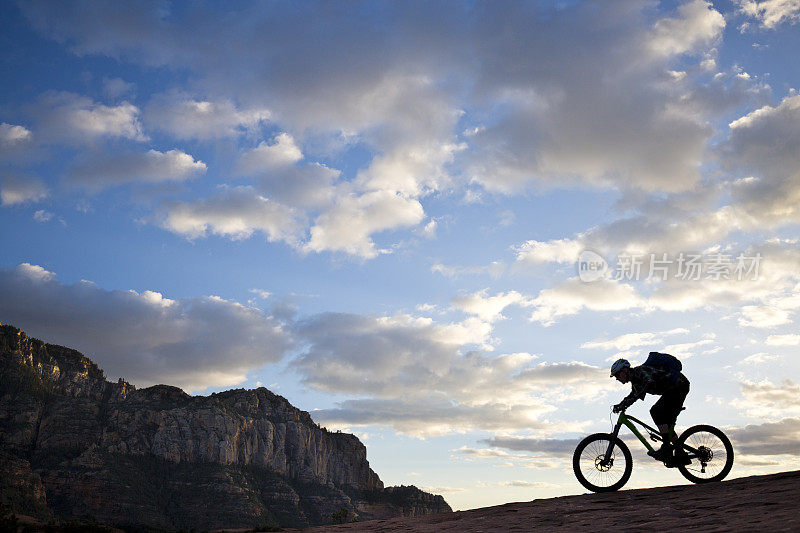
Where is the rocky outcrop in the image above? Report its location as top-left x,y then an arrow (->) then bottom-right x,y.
0,324 -> 451,530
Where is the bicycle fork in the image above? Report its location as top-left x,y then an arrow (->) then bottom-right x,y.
600,419 -> 624,466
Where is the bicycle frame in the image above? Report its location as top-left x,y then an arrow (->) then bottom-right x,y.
602,411 -> 684,464
613,412 -> 673,453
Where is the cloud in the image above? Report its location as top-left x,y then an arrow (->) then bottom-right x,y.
0,123 -> 32,145
237,133 -> 303,172
738,352 -> 779,365
514,239 -> 800,324
497,480 -> 560,489
31,91 -> 146,143
0,263 -> 293,392
515,239 -> 584,265
463,1 -> 724,194
235,134 -> 340,208
69,149 -> 206,190
482,436 -> 580,458
144,91 -> 270,140
450,289 -> 532,322
292,311 -> 607,436
724,94 -> 800,227
0,173 -> 48,206
305,190 -> 424,258
736,0 -> 800,29
529,279 -> 644,326
19,0 -> 775,263
102,77 -> 135,100
661,336 -> 716,358
20,0 -> 734,200
728,418 -> 800,456
738,304 -> 793,328
648,0 -> 725,57
313,396 -> 555,438
158,186 -> 303,243
733,379 -> 800,419
431,261 -> 507,279
766,334 -> 800,345
581,328 -> 690,352
33,209 -> 53,222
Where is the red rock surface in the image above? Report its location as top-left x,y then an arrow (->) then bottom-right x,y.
297,469 -> 800,532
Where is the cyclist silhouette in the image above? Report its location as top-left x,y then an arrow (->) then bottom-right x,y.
610,356 -> 691,466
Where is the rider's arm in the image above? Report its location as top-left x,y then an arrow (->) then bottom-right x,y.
618,367 -> 653,409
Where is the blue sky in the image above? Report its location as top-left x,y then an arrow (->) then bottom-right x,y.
2,0 -> 800,510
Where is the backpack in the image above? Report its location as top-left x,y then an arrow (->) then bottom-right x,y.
643,351 -> 682,383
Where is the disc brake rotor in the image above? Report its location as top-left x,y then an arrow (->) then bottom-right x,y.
595,455 -> 612,471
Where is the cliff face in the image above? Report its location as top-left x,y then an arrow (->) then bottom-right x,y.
0,324 -> 451,530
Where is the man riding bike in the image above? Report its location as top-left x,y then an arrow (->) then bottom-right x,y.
610,356 -> 691,467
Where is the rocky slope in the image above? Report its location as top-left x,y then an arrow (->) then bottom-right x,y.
300,469 -> 800,532
0,324 -> 451,530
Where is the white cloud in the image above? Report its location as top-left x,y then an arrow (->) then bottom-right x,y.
19,0 -> 737,201
0,174 -> 48,206
33,209 -> 53,222
463,1 -> 726,194
766,334 -> 800,345
145,91 -> 270,140
0,123 -> 32,145
32,91 -> 146,143
102,77 -> 135,100
738,304 -> 792,328
648,0 -> 725,57
661,337 -> 716,358
736,0 -> 800,28
239,161 -> 341,209
725,94 -> 800,227
292,311 -> 607,436
431,261 -> 507,279
738,352 -> 779,365
581,328 -> 690,352
513,238 -> 800,324
237,133 -> 303,173
233,131 -> 341,209
159,186 -> 302,244
0,263 -> 293,392
305,190 -> 424,258
451,289 -> 531,322
514,239 -> 583,265
529,279 -> 643,326
728,418 -> 800,456
417,219 -> 437,239
248,289 -> 272,300
482,436 -> 580,458
733,379 -> 800,419
69,149 -> 206,190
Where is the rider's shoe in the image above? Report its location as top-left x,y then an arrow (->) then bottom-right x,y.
673,448 -> 692,466
648,444 -> 672,462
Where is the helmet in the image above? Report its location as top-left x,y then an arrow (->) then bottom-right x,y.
610,358 -> 630,377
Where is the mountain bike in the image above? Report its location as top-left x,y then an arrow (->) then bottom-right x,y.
572,408 -> 734,492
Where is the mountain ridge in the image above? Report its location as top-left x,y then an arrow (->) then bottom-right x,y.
0,323 -> 451,530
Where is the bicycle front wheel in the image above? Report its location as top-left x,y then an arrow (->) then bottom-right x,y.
676,424 -> 734,483
573,433 -> 632,492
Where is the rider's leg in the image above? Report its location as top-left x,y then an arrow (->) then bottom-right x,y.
649,396 -> 680,461
651,378 -> 690,464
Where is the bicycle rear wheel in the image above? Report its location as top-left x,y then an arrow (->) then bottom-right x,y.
676,424 -> 734,483
573,433 -> 632,492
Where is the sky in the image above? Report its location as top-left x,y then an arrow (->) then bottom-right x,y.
1,0 -> 800,511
